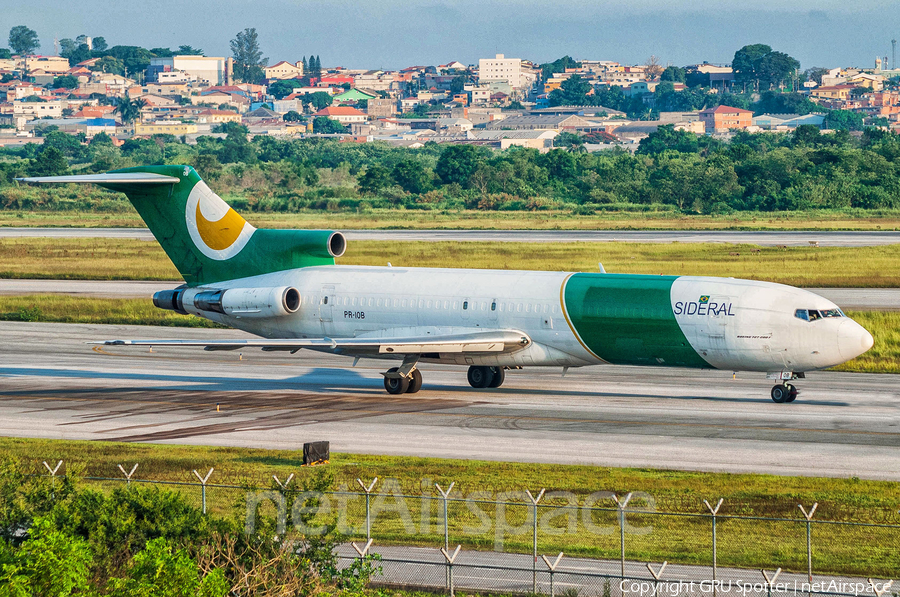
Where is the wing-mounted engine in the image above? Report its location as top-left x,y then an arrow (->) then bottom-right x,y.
154,286 -> 301,319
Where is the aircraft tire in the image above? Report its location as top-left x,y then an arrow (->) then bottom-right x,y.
785,384 -> 798,402
384,367 -> 410,394
487,367 -> 505,388
467,366 -> 494,388
771,384 -> 788,403
406,369 -> 423,393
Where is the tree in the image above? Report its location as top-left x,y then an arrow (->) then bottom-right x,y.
548,75 -> 592,106
92,36 -> 108,52
8,26 -> 39,55
435,144 -> 485,186
0,48 -> 11,60
93,56 -> 124,75
177,45 -> 203,55
29,146 -> 70,176
644,55 -> 663,79
268,79 -> 303,99
283,110 -> 302,122
230,28 -> 267,84
637,124 -> 700,155
105,46 -> 153,76
115,94 -> 147,125
803,67 -> 829,86
52,74 -> 78,89
756,51 -> 800,90
358,164 -> 393,195
539,56 -> 580,80
150,47 -> 175,58
826,110 -> 864,131
312,116 -> 345,134
392,158 -> 431,194
660,66 -> 686,83
732,44 -> 772,91
303,91 -> 333,111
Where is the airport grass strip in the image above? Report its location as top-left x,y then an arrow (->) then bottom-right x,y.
4,208 -> 900,230
1,438 -> 898,577
4,238 -> 900,287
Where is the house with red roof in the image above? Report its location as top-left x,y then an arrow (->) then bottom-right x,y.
313,106 -> 367,124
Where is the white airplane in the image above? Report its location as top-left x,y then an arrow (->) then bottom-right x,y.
19,166 -> 874,402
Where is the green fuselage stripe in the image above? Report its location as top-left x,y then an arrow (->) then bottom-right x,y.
562,273 -> 710,368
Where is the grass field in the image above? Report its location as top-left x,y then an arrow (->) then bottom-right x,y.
2,437 -> 898,576
4,208 -> 900,230
4,237 -> 900,287
0,295 -> 220,327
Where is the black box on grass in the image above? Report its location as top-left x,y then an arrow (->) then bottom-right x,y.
303,441 -> 329,465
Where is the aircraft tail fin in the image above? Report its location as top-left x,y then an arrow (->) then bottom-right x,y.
18,165 -> 345,286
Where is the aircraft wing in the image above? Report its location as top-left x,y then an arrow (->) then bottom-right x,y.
92,329 -> 532,356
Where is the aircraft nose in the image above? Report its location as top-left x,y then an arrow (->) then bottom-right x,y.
837,319 -> 874,361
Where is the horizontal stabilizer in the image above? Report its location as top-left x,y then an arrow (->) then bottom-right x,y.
92,330 -> 532,357
16,173 -> 180,185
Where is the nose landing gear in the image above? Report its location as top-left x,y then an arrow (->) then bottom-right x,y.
771,383 -> 799,403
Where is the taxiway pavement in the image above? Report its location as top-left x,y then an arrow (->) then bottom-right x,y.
1,322 -> 898,480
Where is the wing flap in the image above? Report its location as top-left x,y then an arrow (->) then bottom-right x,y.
92,330 -> 531,356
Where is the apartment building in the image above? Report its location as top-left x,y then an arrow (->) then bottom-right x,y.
479,54 -> 529,89
698,105 -> 753,133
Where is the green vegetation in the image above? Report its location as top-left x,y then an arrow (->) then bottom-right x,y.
0,295 -> 221,327
834,311 -> 900,373
1,439 -> 899,577
4,238 -> 900,288
0,454 -> 378,595
5,127 -> 900,215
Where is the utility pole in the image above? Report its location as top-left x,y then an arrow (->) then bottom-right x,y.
893,39 -> 897,72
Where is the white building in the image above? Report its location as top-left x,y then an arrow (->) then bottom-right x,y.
13,100 -> 64,119
478,54 -> 528,89
149,56 -> 227,86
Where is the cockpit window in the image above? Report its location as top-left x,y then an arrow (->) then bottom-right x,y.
795,308 -> 844,322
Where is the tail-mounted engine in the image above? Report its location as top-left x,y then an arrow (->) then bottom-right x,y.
154,286 -> 302,319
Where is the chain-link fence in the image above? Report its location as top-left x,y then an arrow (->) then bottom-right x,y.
41,463 -> 898,597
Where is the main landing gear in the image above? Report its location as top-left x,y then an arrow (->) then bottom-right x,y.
467,366 -> 505,389
383,366 -> 423,394
771,383 -> 799,403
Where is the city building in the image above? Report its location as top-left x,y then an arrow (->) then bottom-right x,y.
698,105 -> 754,132
313,106 -> 367,124
148,56 -> 228,86
134,121 -> 199,136
265,61 -> 304,80
366,98 -> 397,118
478,54 -> 531,89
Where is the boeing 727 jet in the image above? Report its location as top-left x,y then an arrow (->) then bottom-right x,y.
19,166 -> 874,402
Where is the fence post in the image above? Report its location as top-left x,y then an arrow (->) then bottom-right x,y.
542,552 -> 564,597
43,460 -> 62,499
762,568 -> 782,597
798,503 -> 817,583
192,468 -> 214,514
117,463 -> 138,486
704,498 -> 724,584
526,488 -> 545,594
647,561 -> 668,597
435,482 -> 455,590
612,492 -> 633,580
357,477 -> 378,541
441,545 -> 461,597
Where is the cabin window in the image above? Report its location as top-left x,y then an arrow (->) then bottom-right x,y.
323,296 -> 328,305
463,301 -> 468,310
443,301 -> 449,309
491,302 -> 496,311
401,299 -> 408,308
368,298 -> 374,307
376,298 -> 382,307
516,303 -> 522,313
452,300 -> 458,309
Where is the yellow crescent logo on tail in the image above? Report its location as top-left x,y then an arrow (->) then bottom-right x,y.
195,203 -> 245,250
185,181 -> 255,260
